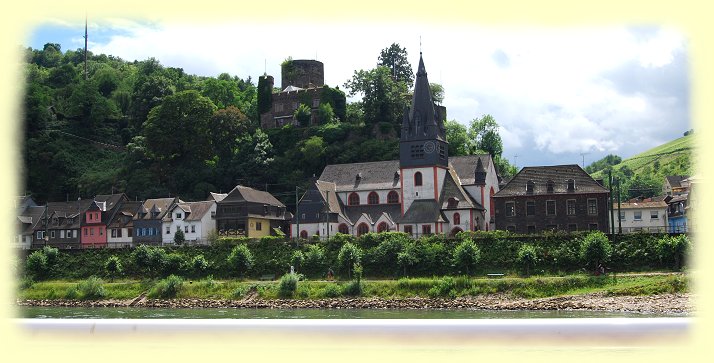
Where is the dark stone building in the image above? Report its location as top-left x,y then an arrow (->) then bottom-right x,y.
493,165 -> 610,233
32,199 -> 93,249
133,197 -> 180,246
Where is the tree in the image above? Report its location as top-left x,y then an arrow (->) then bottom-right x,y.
210,106 -> 250,157
377,43 -> 414,86
656,234 -> 690,270
337,242 -> 362,279
344,66 -> 409,127
290,251 -> 305,272
517,244 -> 538,277
25,251 -> 48,280
190,254 -> 209,277
397,240 -> 421,276
453,238 -> 481,275
294,103 -> 312,127
257,75 -> 273,115
303,244 -> 325,277
444,120 -> 469,156
579,231 -> 612,271
317,103 -> 337,124
228,244 -> 254,278
430,83 -> 445,104
468,114 -> 503,158
65,79 -> 119,133
143,90 -> 217,165
173,229 -> 185,245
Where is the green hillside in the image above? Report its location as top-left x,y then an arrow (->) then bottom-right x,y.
589,134 -> 694,199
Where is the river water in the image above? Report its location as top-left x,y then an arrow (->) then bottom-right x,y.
18,306 -> 684,319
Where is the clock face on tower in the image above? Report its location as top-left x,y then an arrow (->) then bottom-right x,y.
424,141 -> 436,154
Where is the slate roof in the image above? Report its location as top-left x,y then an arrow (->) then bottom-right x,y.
222,185 -> 286,207
665,175 -> 689,189
208,192 -> 228,202
18,206 -> 46,235
319,155 -> 493,192
439,167 -> 484,210
108,201 -> 143,228
136,198 -> 178,220
167,201 -> 214,222
344,204 -> 402,226
397,200 -> 445,224
45,199 -> 94,229
494,164 -> 609,197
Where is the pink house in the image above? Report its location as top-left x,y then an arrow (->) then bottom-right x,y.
80,194 -> 128,248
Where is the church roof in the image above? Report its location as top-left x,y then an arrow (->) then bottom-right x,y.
319,155 -> 493,192
397,200 -> 445,224
400,54 -> 446,143
343,204 -> 402,226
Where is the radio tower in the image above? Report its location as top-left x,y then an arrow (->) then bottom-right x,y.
84,15 -> 88,80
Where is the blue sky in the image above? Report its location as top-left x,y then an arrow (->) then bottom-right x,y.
26,20 -> 690,169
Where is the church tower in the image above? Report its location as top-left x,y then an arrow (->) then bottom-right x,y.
399,53 -> 449,217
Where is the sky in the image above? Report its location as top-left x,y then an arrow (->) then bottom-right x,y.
26,18 -> 690,169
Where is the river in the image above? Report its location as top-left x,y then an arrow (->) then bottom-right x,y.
18,306 -> 686,319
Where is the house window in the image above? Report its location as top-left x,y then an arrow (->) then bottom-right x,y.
166,226 -> 170,234
256,222 -> 262,231
338,224 -> 349,234
453,213 -> 461,225
422,225 -> 432,235
84,228 -> 88,236
526,181 -> 534,194
546,180 -> 554,193
128,228 -> 133,237
568,224 -> 577,232
73,230 -> 78,238
650,211 -> 659,219
567,179 -> 575,191
587,199 -> 597,215
185,225 -> 189,233
414,172 -> 423,186
634,211 -> 642,221
526,201 -> 535,216
506,226 -> 516,232
527,225 -> 536,234
191,225 -> 196,233
588,223 -> 598,231
90,228 -> 94,236
546,200 -> 556,216
36,231 -> 44,239
567,200 -> 576,215
50,230 -> 56,238
368,192 -> 379,205
348,193 -> 360,206
357,223 -> 369,236
60,230 -> 65,238
111,229 -> 117,238
404,225 -> 413,235
619,211 -> 626,220
505,202 -> 515,217
175,213 -> 182,219
377,222 -> 388,233
387,191 -> 399,204
300,230 -> 308,239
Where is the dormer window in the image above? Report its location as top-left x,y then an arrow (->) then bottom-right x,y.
175,213 -> 182,219
526,181 -> 534,194
448,197 -> 459,208
567,179 -> 575,191
546,180 -> 554,193
356,173 -> 362,182
394,171 -> 400,181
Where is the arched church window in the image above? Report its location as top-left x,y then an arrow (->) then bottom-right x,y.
338,223 -> 349,234
414,172 -> 423,186
357,223 -> 369,236
387,191 -> 399,204
453,213 -> 461,225
368,192 -> 379,205
377,222 -> 388,233
348,193 -> 360,206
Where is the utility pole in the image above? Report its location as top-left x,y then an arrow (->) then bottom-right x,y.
326,190 -> 330,240
617,178 -> 622,234
513,154 -> 518,169
609,170 -> 615,236
295,186 -> 300,246
580,152 -> 589,169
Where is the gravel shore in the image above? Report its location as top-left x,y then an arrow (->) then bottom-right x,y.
17,292 -> 692,315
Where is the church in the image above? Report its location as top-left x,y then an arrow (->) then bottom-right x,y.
291,54 -> 500,238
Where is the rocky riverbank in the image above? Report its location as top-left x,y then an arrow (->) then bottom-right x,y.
17,292 -> 692,315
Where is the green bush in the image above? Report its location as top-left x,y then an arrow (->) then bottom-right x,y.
322,283 -> 341,298
579,231 -> 612,270
26,251 -> 49,280
278,273 -> 299,298
191,254 -> 209,276
165,253 -> 186,275
173,229 -> 185,245
428,277 -> 457,298
517,244 -> 538,277
290,251 -> 305,272
41,246 -> 60,266
228,244 -> 254,277
656,234 -> 690,270
453,238 -> 481,275
149,274 -> 184,298
131,245 -> 168,276
72,276 -> 106,300
104,256 -> 123,278
303,244 -> 325,277
342,280 -> 362,296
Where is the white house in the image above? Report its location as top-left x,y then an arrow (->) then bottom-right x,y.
162,201 -> 217,245
615,200 -> 668,233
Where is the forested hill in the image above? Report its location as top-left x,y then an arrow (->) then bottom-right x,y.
21,43 -> 516,208
586,134 -> 694,199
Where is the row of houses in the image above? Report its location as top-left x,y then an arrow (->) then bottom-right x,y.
14,185 -> 290,250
